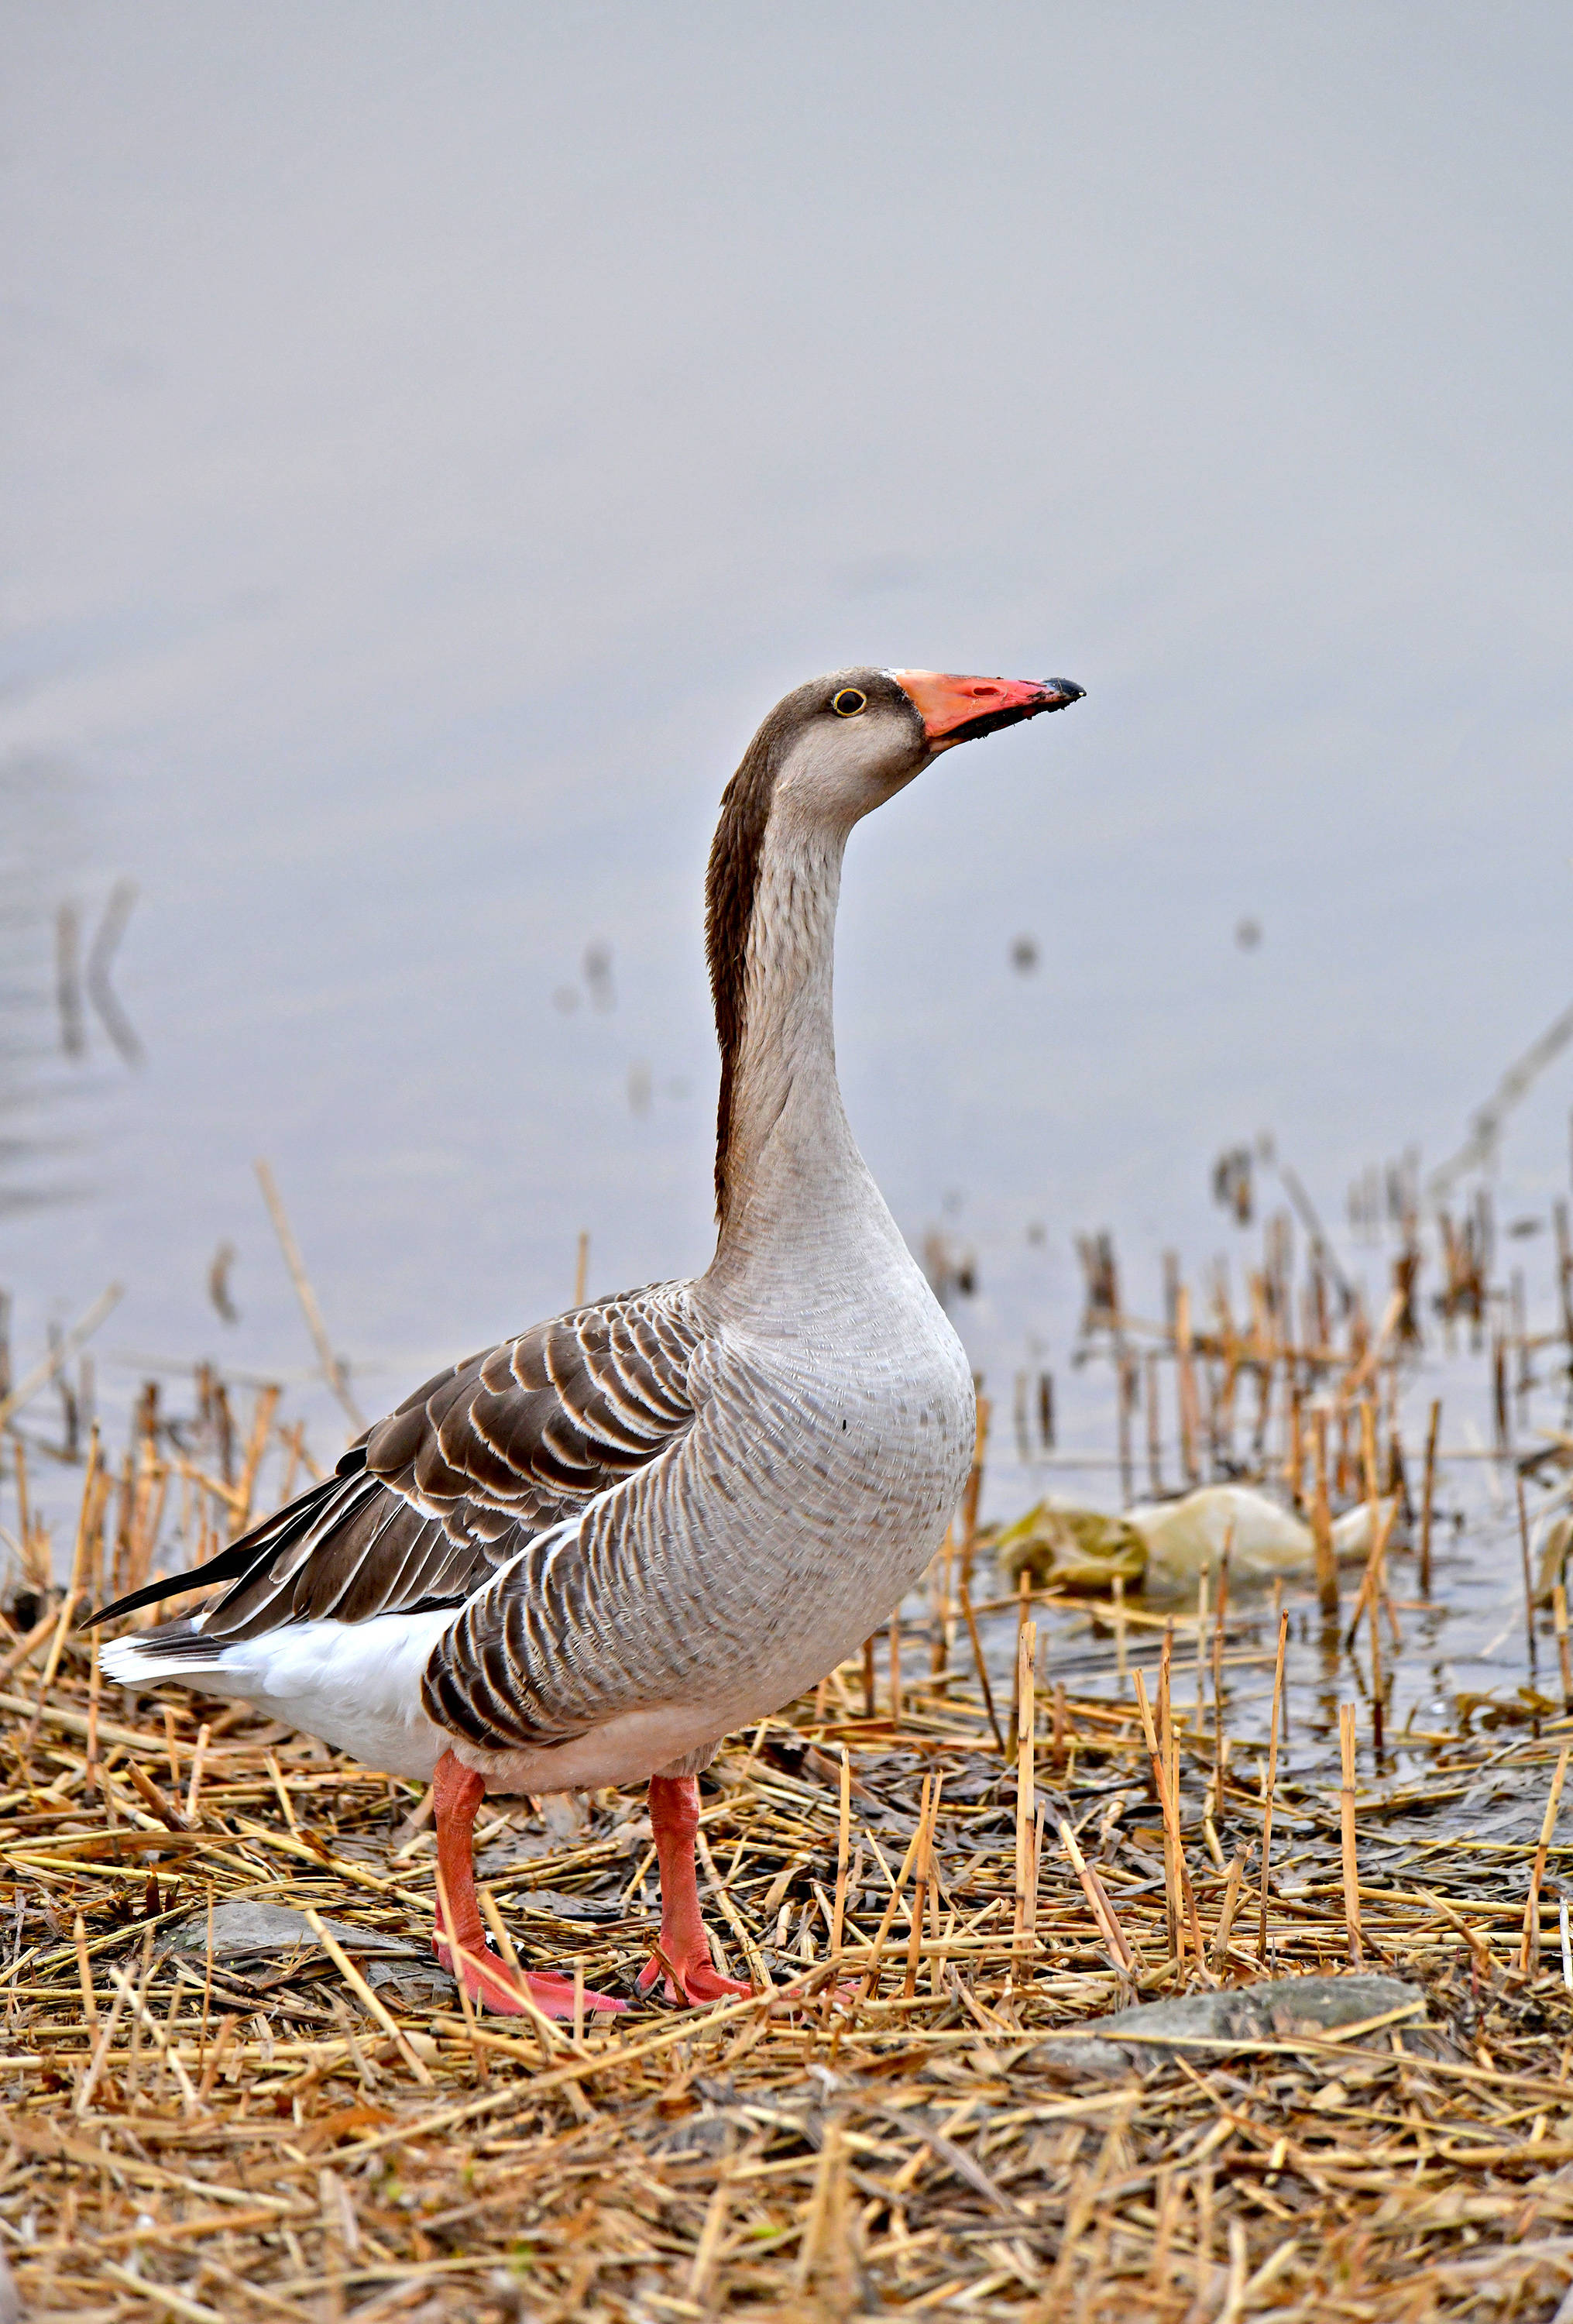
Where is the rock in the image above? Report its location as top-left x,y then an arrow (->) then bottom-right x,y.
1035,1972 -> 1420,2080
1000,1484 -> 1400,1589
162,1899 -> 419,1962
995,1501 -> 1148,1592
1126,1485 -> 1314,1578
517,1888 -> 623,1923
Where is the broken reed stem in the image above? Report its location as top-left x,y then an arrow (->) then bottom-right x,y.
904,1772 -> 941,1998
1257,1608 -> 1288,1962
1519,1742 -> 1571,1975
1211,1550 -> 1230,1815
1211,1848 -> 1248,1973
1420,1396 -> 1441,1595
857,1813 -> 927,2004
254,1157 -> 365,1431
1175,1283 -> 1200,1484
233,1383 -> 280,1536
1556,1583 -> 1573,1714
1133,1668 -> 1186,1965
573,1229 -> 589,1309
1145,1347 -> 1162,1491
1013,1622 -> 1037,1966
957,1576 -> 1005,1755
1311,1408 -> 1338,1615
888,1610 -> 902,1731
1059,1817 -> 1135,1979
1339,1703 -> 1363,1968
930,1522 -> 954,1678
831,1744 -> 850,1955
1516,1473 -> 1539,1679
304,1909 -> 432,2084
959,1394 -> 990,1590
1009,1567 -> 1031,1740
478,1886 -> 553,2068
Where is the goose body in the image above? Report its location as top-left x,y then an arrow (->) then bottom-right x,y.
95,663 -> 1082,2010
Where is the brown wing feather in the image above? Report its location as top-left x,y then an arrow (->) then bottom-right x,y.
363,1285 -> 699,1532
97,1283 -> 701,1645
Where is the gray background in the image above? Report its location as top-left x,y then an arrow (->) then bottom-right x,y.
2,2 -> 1569,1467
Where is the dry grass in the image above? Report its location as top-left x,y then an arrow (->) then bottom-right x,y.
1,1581 -> 1572,2321
2,1169 -> 1571,2317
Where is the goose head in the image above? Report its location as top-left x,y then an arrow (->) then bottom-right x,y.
762,665 -> 1084,830
706,665 -> 1084,1222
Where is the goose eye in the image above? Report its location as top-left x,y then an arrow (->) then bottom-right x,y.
831,688 -> 867,717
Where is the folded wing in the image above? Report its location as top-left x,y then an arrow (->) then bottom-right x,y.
89,1284 -> 702,1642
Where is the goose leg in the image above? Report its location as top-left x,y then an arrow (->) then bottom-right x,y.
635,1773 -> 754,2004
431,1750 -> 627,2017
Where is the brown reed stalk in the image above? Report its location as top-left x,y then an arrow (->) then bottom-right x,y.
1176,1284 -> 1200,1484
930,1522 -> 954,1677
1518,1744 -> 1570,1975
958,1394 -> 990,1590
1134,1669 -> 1183,1963
1311,1408 -> 1338,1614
1013,1625 -> 1037,1966
1211,1549 -> 1230,1814
1516,1474 -> 1539,1680
831,1744 -> 850,1955
233,1384 -> 280,1536
1286,1373 -> 1305,1507
1339,1703 -> 1363,1967
888,1611 -> 902,1731
1211,1848 -> 1248,1972
1059,1817 -> 1135,1980
1009,1568 -> 1031,1738
255,1157 -> 365,1430
905,1772 -> 941,1997
857,1815 -> 926,2004
304,1909 -> 432,2084
1145,1348 -> 1162,1490
1419,1396 -> 1441,1594
1257,1609 -> 1288,1961
956,1576 -> 1004,1753
1556,1583 -> 1573,1714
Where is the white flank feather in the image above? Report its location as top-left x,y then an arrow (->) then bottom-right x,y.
99,1609 -> 453,1780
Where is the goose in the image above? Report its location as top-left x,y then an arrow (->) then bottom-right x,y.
92,665 -> 1084,2016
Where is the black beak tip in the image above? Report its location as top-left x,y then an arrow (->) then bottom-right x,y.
1043,679 -> 1085,710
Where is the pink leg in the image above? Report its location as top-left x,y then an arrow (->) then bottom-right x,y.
635,1773 -> 754,2005
431,1751 -> 626,2018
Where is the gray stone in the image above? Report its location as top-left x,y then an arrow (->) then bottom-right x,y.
1035,1972 -> 1421,2082
162,1899 -> 419,1963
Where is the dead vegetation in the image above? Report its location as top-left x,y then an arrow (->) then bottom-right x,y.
1,1165 -> 1572,2316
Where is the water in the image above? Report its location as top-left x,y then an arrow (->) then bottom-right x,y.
3,12 -> 1571,1733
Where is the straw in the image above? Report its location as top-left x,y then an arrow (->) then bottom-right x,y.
1339,1703 -> 1363,1968
1257,1607 -> 1287,1961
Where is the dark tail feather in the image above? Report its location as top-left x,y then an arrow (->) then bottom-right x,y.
81,1449 -> 368,1630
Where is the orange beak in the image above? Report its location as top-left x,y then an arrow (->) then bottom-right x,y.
890,669 -> 1084,750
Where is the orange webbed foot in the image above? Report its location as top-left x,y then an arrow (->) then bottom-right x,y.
433,1930 -> 627,2018
635,1937 -> 753,2007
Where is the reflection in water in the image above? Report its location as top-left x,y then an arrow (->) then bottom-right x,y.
0,755 -> 144,1225
0,748 -> 98,1218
